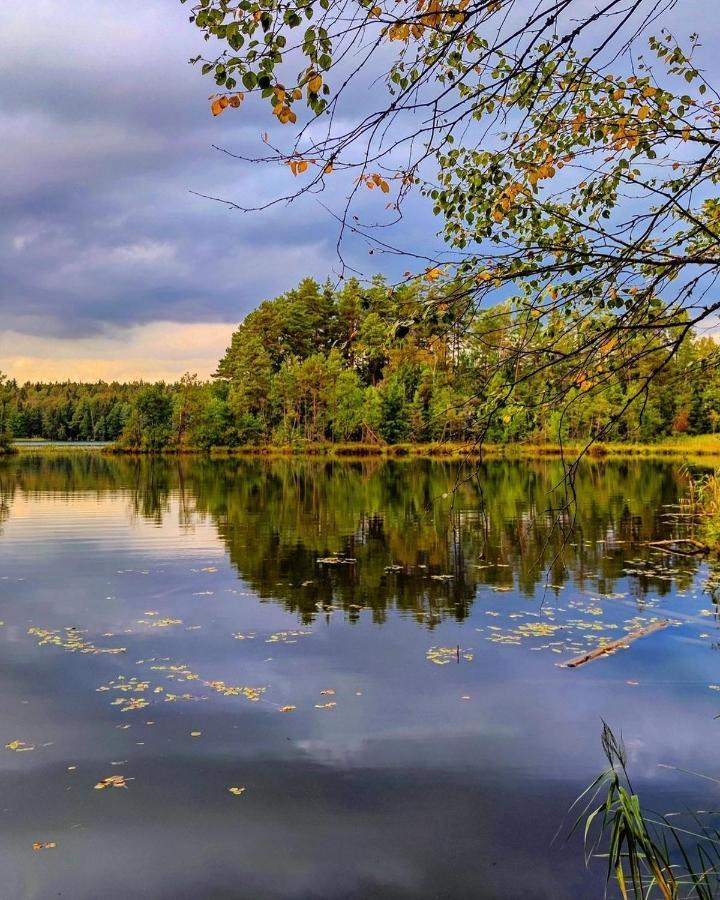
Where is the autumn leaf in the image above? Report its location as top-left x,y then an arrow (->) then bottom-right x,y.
94,775 -> 128,790
5,740 -> 34,752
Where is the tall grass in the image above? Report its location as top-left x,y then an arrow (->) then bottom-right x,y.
696,472 -> 720,548
681,469 -> 720,548
571,723 -> 720,899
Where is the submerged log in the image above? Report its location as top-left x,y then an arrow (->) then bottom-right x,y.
560,619 -> 671,669
643,538 -> 710,556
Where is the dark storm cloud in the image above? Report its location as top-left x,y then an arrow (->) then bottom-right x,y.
6,0 -> 712,342
0,0 -> 425,338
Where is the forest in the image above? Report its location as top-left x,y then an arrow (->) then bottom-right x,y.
1,276 -> 719,452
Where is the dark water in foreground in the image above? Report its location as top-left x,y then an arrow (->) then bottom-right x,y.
0,454 -> 719,900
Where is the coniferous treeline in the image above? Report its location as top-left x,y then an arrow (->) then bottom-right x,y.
1,276 -> 719,451
0,381 -> 138,443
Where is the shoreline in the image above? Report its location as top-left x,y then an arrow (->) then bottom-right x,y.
8,437 -> 720,461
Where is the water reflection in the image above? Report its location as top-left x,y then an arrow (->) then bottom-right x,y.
0,454 -> 702,620
0,454 -> 718,900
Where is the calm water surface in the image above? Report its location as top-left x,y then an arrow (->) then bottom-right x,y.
0,455 -> 718,900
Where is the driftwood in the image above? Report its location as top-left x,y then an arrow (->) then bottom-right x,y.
643,538 -> 710,557
560,619 -> 671,669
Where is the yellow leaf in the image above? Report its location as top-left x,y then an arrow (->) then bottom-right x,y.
369,5 -> 382,17
279,705 -> 297,713
5,740 -> 33,752
190,731 -> 201,737
229,786 -> 246,796
308,74 -> 322,94
637,105 -> 649,121
94,775 -> 128,790
211,99 -> 224,117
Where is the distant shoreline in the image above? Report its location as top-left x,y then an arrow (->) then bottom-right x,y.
7,436 -> 720,461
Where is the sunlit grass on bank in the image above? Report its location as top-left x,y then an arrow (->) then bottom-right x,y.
9,434 -> 720,462
101,435 -> 720,460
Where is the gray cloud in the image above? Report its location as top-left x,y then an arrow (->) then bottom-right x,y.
0,0 -> 418,339
2,0 -> 717,343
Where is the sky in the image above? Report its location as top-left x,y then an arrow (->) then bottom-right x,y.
0,0 -> 423,382
1,0 -> 718,382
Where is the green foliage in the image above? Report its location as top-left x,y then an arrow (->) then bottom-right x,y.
573,724 -> 720,899
0,379 -> 135,443
0,432 -> 16,455
208,276 -> 720,450
183,1 -> 720,441
3,276 -> 720,452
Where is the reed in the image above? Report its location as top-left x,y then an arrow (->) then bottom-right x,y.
572,723 -> 720,899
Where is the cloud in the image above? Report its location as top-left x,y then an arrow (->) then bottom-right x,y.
0,321 -> 236,382
3,0 -> 718,360
0,0 -> 388,341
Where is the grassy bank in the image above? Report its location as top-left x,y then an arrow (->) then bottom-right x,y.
98,435 -> 720,460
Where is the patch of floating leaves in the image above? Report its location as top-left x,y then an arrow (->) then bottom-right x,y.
95,663 -> 266,712
111,697 -> 149,712
426,646 -> 474,665
28,626 -> 126,655
207,680 -> 265,701
265,630 -> 312,644
32,841 -> 56,851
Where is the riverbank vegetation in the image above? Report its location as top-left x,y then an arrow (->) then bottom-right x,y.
0,432 -> 17,455
2,278 -> 720,454
575,724 -> 720,899
686,470 -> 720,549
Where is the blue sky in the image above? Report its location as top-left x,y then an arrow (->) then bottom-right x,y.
1,0 -> 717,380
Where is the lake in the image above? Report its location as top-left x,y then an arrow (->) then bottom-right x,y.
0,453 -> 718,899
